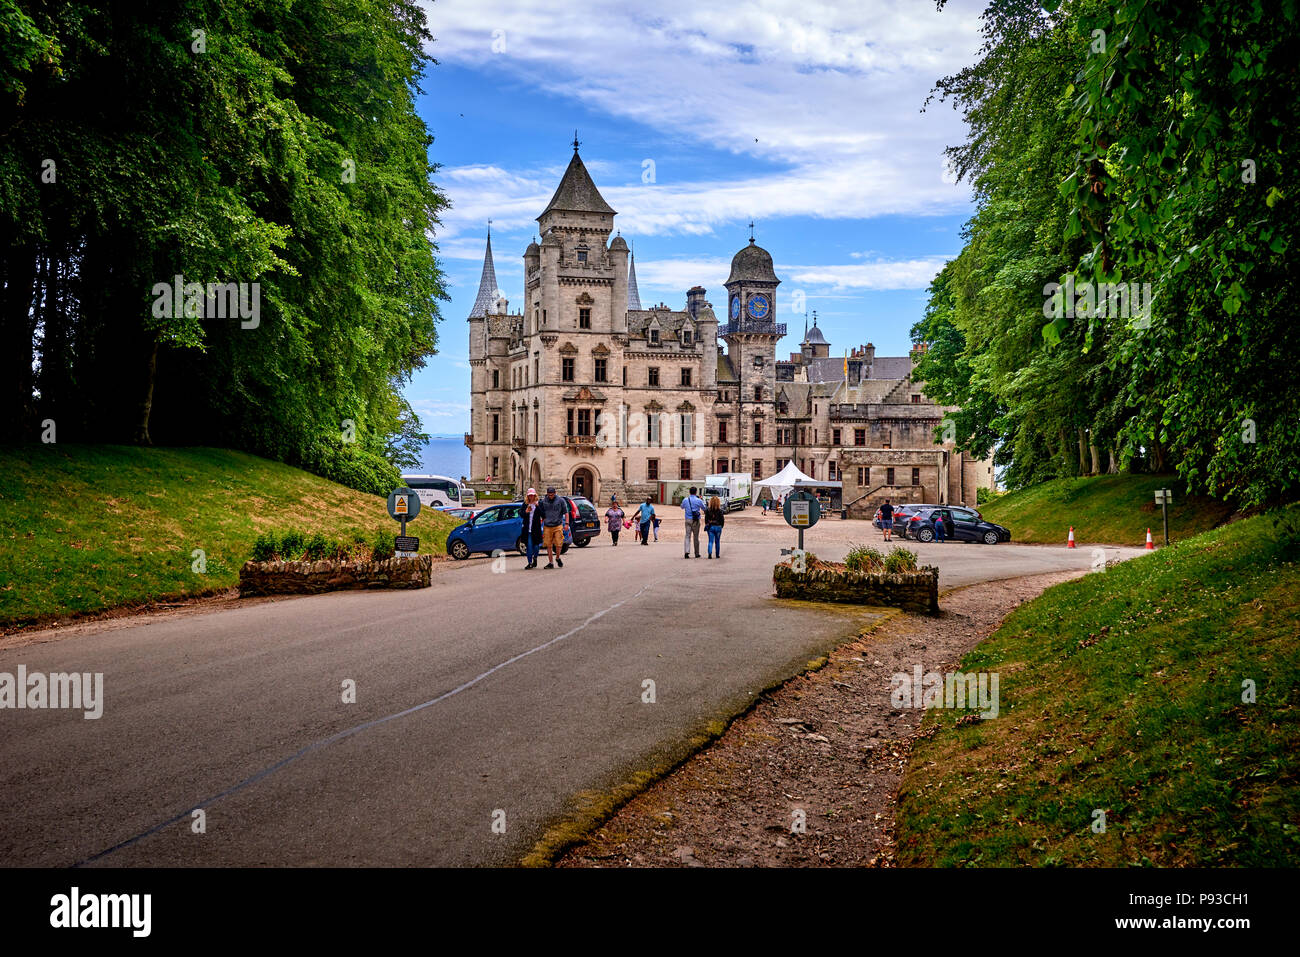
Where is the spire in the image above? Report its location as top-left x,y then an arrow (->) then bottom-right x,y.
627,246 -> 642,311
468,228 -> 499,318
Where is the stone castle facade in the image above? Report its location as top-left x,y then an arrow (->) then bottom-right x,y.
465,146 -> 993,513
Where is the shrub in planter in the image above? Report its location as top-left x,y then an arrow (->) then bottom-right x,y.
279,530 -> 306,561
845,544 -> 885,573
304,533 -> 330,561
883,547 -> 919,574
251,533 -> 278,563
370,527 -> 396,561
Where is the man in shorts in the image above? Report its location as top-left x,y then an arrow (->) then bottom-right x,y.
540,486 -> 570,569
880,498 -> 894,542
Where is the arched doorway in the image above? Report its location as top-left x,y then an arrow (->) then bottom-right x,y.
528,458 -> 542,493
571,466 -> 596,502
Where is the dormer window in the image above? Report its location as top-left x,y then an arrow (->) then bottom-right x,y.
681,325 -> 693,346
648,324 -> 661,346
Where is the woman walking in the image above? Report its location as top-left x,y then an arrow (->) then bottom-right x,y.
605,496 -> 625,546
522,488 -> 544,569
633,497 -> 655,545
704,495 -> 726,559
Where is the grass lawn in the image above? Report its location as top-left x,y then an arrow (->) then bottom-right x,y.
0,445 -> 459,630
980,474 -> 1239,546
895,504 -> 1300,866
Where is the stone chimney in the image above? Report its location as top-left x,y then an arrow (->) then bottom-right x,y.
686,285 -> 706,319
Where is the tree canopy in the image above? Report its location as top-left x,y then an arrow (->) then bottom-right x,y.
920,0 -> 1299,506
0,0 -> 446,492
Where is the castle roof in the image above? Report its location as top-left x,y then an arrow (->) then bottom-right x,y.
538,150 -> 616,219
627,249 -> 642,310
468,230 -> 499,318
726,238 -> 778,285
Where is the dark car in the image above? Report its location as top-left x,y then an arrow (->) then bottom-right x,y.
908,505 -> 1010,545
568,495 -> 602,547
446,501 -> 571,560
890,503 -> 935,538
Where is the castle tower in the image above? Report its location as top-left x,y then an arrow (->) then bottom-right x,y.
627,246 -> 642,311
722,235 -> 783,467
467,228 -> 500,481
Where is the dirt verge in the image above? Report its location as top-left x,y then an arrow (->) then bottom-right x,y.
556,570 -> 1084,867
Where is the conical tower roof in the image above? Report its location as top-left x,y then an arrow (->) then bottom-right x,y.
468,229 -> 499,318
538,149 -> 616,219
627,248 -> 642,311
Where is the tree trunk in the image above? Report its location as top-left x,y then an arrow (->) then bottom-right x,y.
134,337 -> 158,445
0,243 -> 39,442
1089,437 -> 1100,476
1077,427 -> 1088,477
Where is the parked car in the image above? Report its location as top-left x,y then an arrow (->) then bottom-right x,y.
567,496 -> 601,547
908,505 -> 1010,544
873,503 -> 927,533
445,501 -> 572,560
438,506 -> 479,522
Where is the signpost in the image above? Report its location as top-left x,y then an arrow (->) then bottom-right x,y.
1154,487 -> 1173,547
782,488 -> 822,552
387,487 -> 422,554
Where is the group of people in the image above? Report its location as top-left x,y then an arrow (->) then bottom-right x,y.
600,496 -> 661,546
759,493 -> 785,516
520,486 -> 730,566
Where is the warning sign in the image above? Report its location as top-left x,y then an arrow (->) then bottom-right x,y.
394,496 -> 408,515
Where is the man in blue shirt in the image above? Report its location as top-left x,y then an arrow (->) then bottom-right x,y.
681,486 -> 705,558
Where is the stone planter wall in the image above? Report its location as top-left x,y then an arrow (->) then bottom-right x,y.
772,561 -> 939,614
239,555 -> 432,597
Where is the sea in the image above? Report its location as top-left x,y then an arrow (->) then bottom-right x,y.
415,435 -> 471,481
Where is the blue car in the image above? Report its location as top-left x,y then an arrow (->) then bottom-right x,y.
445,500 -> 571,560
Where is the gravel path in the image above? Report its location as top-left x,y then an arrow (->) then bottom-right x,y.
557,570 -> 1084,868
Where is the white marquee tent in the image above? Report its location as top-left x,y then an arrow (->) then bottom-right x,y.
753,461 -> 817,503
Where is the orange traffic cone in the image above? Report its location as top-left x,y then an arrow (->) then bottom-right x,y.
1145,528 -> 1154,550
1067,526 -> 1076,548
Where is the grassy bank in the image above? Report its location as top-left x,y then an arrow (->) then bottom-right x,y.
895,505 -> 1300,866
0,445 -> 458,630
980,474 -> 1238,545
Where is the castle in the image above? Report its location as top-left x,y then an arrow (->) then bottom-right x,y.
465,145 -> 992,514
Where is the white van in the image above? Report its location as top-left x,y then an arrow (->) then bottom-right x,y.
401,474 -> 476,509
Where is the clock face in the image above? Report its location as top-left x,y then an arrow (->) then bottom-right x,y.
746,294 -> 770,320
729,296 -> 741,319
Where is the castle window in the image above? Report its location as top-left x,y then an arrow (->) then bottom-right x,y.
649,327 -> 660,346
492,456 -> 499,478
562,357 -> 575,382
798,427 -> 806,445
912,467 -> 920,486
857,466 -> 869,486
911,394 -> 921,404
680,368 -> 692,387
778,401 -> 788,414
648,458 -> 659,480
579,308 -> 591,329
753,422 -> 762,443
833,428 -> 841,446
577,250 -> 587,263
776,458 -> 789,470
492,414 -> 499,442
828,461 -> 838,481
649,367 -> 660,387
577,409 -> 592,436
752,461 -> 763,479
717,458 -> 729,473
567,409 -> 574,435
533,411 -> 538,439
754,386 -> 763,402
753,355 -> 764,367
681,327 -> 692,346
854,428 -> 866,446
886,467 -> 895,486
679,458 -> 691,480
492,369 -> 500,389
718,421 -> 728,443
594,357 -> 608,382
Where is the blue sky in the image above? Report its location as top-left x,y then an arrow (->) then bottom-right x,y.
409,0 -> 984,435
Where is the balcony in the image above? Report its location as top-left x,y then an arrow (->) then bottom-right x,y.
565,434 -> 597,447
720,320 -> 786,338
511,436 -> 527,450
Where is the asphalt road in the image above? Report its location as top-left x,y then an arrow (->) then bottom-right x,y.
0,514 -> 1148,866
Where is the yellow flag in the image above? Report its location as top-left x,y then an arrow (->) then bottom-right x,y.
843,351 -> 848,376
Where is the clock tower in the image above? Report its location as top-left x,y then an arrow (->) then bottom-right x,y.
721,237 -> 783,470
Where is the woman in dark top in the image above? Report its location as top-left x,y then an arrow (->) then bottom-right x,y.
522,488 -> 545,569
704,496 -> 726,559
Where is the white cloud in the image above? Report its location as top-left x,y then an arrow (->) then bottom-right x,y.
784,256 -> 952,291
423,0 -> 982,242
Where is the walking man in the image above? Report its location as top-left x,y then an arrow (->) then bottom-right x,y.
540,486 -> 569,569
634,497 -> 655,545
880,498 -> 894,542
681,486 -> 705,559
